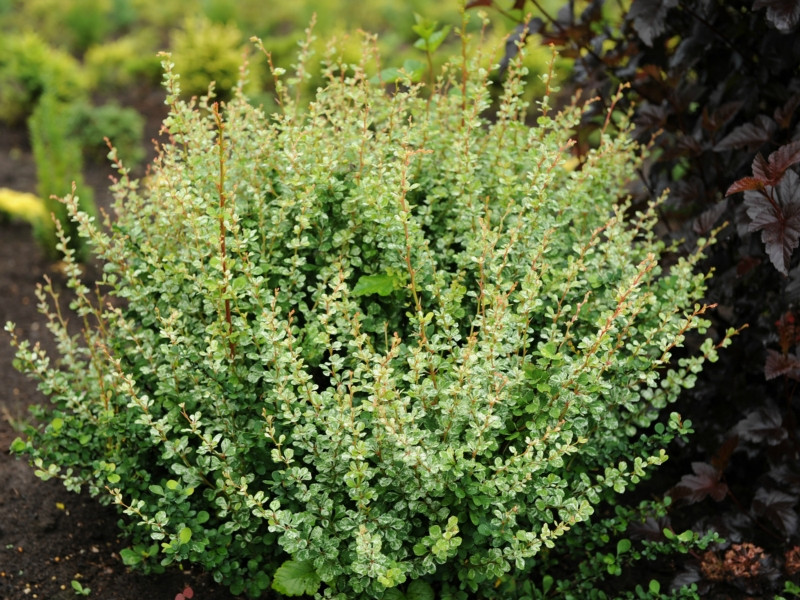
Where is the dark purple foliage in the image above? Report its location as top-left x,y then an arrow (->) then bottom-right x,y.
753,0 -> 800,32
628,0 -> 679,46
741,171 -> 800,275
670,462 -> 729,504
752,488 -> 799,536
735,404 -> 788,446
716,115 -> 778,152
764,349 -> 800,380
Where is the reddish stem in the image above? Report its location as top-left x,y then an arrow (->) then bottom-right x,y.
213,104 -> 235,360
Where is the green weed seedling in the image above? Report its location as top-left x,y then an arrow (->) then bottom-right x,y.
71,579 -> 91,596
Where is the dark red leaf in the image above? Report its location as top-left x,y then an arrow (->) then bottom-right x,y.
752,488 -> 799,535
675,134 -> 703,156
628,0 -> 679,46
752,152 -> 771,181
715,115 -> 777,151
672,177 -> 709,206
735,404 -> 787,446
693,200 -> 729,234
702,101 -> 743,133
726,177 -> 766,196
736,255 -> 762,276
465,0 -> 494,8
714,101 -> 744,126
775,95 -> 800,129
544,22 -> 595,47
764,349 -> 800,380
634,102 -> 670,131
767,463 -> 800,494
541,22 -> 597,48
719,511 -> 754,538
671,462 -> 728,504
728,142 -> 800,196
628,515 -> 671,541
767,141 -> 800,181
670,35 -> 703,70
512,0 -> 526,9
744,170 -> 800,274
775,310 -> 800,353
753,0 -> 800,32
710,435 -> 739,473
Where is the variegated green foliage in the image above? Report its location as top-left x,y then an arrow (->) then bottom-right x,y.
7,29 -> 731,599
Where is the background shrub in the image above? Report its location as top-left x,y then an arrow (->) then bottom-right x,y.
0,0 -> 572,131
84,31 -> 163,91
169,15 -> 263,100
0,188 -> 48,232
28,95 -> 96,259
8,18 -> 730,600
4,0 -> 135,53
67,101 -> 146,167
62,0 -> 113,54
0,31 -> 87,125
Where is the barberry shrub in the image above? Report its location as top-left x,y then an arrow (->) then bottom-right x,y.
7,27 -> 731,599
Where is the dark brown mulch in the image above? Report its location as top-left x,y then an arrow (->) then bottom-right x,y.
0,100 -> 235,600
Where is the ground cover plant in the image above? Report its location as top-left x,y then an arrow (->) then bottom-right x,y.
471,0 -> 800,596
4,15 -> 737,598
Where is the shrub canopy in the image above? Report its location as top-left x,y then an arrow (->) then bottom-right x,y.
8,31 -> 728,599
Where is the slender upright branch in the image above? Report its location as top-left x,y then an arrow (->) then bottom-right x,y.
213,103 -> 235,359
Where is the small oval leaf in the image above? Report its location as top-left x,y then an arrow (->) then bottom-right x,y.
353,273 -> 399,297
179,526 -> 192,544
